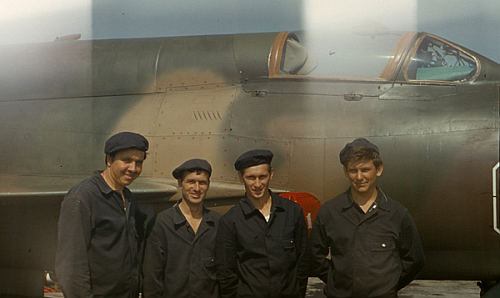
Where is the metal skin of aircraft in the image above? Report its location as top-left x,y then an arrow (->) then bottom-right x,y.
0,30 -> 499,296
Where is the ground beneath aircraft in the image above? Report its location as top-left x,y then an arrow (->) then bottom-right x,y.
305,278 -> 480,297
0,278 -> 481,297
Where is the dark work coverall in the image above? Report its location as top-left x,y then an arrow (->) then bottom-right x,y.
142,202 -> 220,297
55,171 -> 145,298
216,191 -> 309,298
309,188 -> 425,298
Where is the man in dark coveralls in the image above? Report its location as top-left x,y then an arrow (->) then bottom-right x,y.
55,132 -> 148,298
309,138 -> 425,298
216,149 -> 309,298
142,158 -> 220,297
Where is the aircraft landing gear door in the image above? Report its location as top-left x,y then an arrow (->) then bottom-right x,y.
493,163 -> 500,235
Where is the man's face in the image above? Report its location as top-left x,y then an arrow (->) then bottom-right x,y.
179,170 -> 210,206
239,164 -> 273,201
106,148 -> 145,190
344,159 -> 383,196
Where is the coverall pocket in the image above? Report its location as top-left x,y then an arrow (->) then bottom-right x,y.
282,239 -> 295,250
203,256 -> 217,280
370,239 -> 395,252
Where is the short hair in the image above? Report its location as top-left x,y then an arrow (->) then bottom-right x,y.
341,146 -> 383,169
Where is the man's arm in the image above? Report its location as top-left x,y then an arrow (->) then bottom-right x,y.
308,211 -> 330,283
135,205 -> 147,251
295,207 -> 309,298
215,216 -> 239,298
55,191 -> 93,298
142,217 -> 167,297
397,210 -> 425,290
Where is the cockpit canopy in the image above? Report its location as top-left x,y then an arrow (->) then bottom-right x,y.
272,30 -> 478,83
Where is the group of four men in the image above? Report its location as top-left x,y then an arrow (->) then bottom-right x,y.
55,132 -> 425,298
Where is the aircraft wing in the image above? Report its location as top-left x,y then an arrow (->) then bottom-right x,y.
0,174 -> 178,202
0,173 -> 293,221
0,174 -> 289,204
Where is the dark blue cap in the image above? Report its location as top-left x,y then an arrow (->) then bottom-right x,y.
234,149 -> 273,171
104,132 -> 149,154
172,158 -> 212,179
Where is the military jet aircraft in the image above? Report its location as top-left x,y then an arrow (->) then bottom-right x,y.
0,29 -> 499,296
